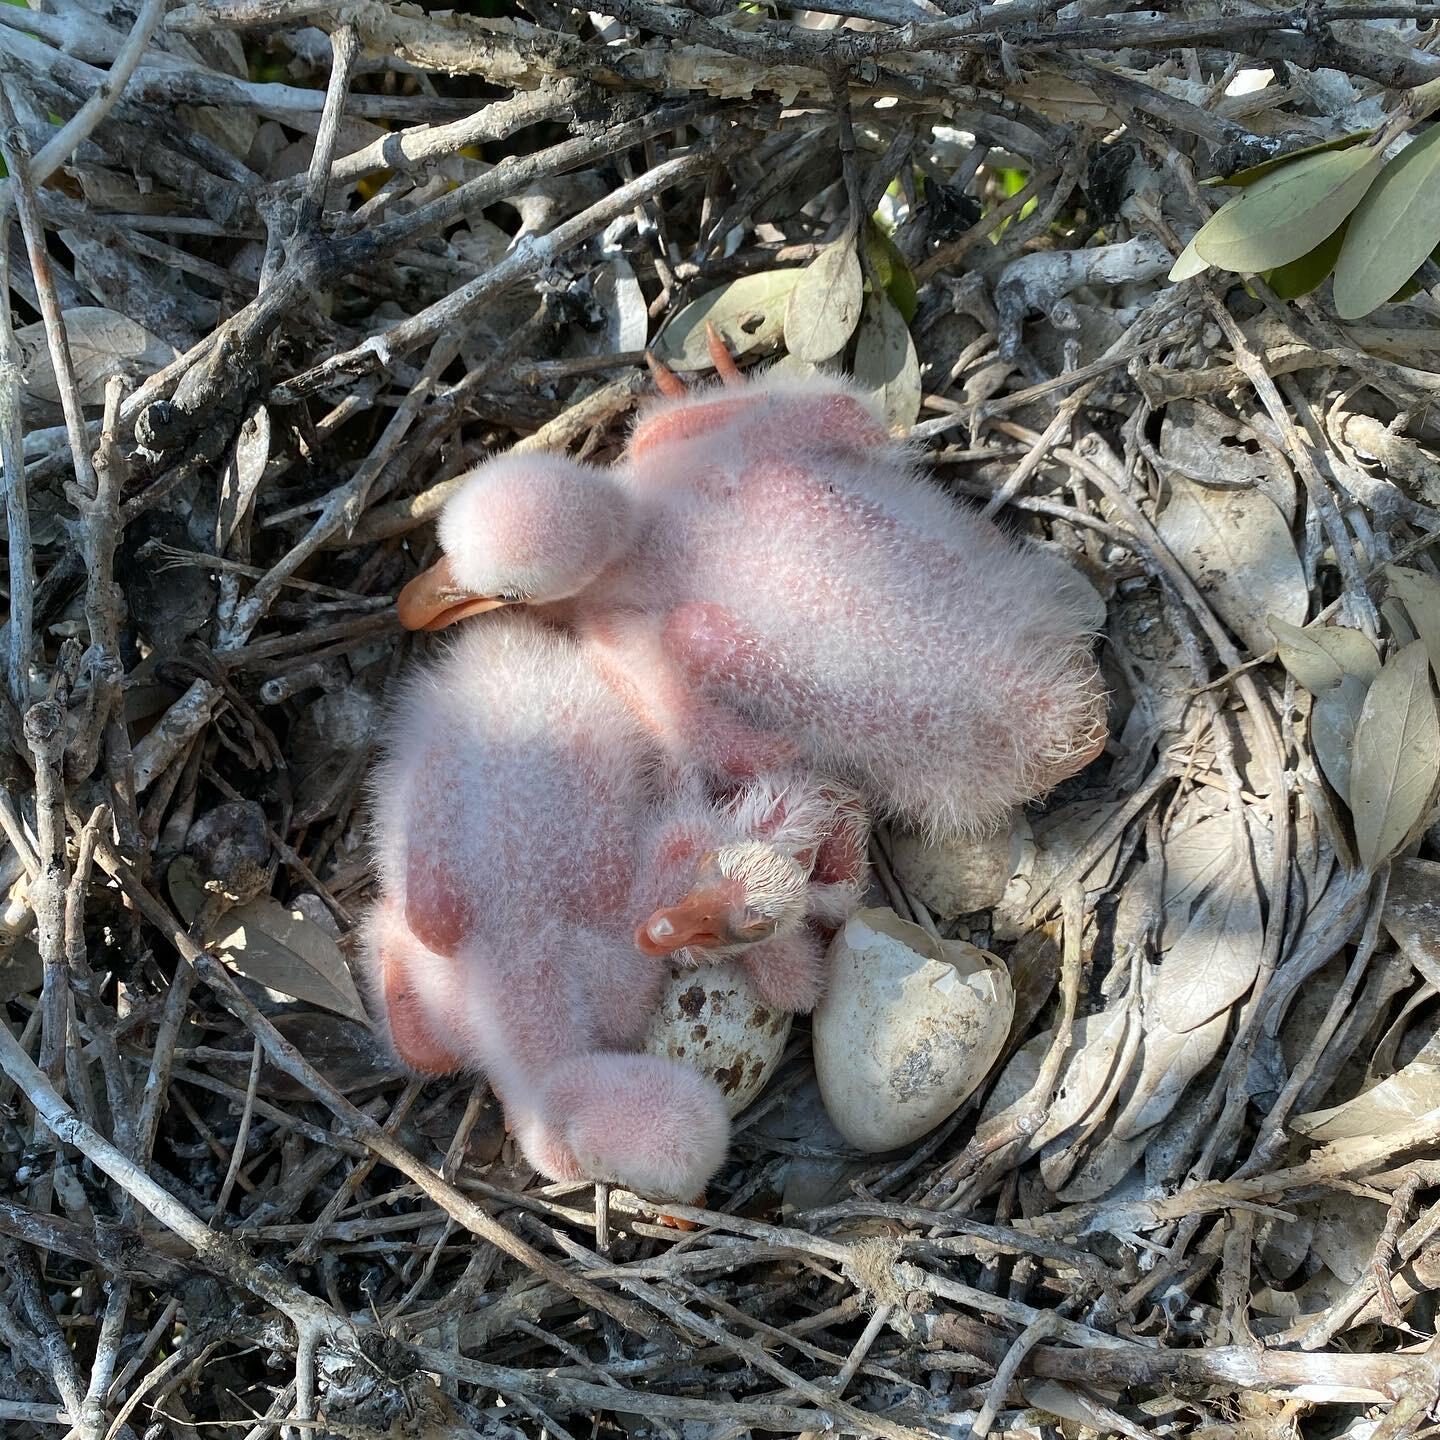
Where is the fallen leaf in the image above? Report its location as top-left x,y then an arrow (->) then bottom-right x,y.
1048,1128 -> 1149,1202
1349,640 -> 1440,870
655,270 -> 802,370
1160,401 -> 1295,519
1268,618 -> 1379,696
170,858 -> 369,1022
1333,124 -> 1440,319
783,239 -> 863,362
1157,476 -> 1306,655
17,307 -> 176,405
1293,1048 -> 1440,1144
1386,566 -> 1440,680
216,403 -> 271,554
978,1004 -> 1132,1152
1382,858 -> 1440,990
852,291 -> 921,432
1159,809 -> 1272,948
1112,1010 -> 1228,1139
1312,672 -> 1371,805
1153,861 -> 1265,1031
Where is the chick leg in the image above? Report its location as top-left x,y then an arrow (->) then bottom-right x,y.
359,902 -> 469,1075
536,1052 -> 730,1201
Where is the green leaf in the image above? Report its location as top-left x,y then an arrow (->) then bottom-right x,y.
867,222 -> 918,323
1192,146 -> 1383,274
654,269 -> 802,370
1332,125 -> 1440,320
1217,131 -> 1375,189
1349,640 -> 1440,871
1169,232 -> 1212,282
783,239 -> 864,363
853,292 -> 921,432
1264,220 -> 1348,299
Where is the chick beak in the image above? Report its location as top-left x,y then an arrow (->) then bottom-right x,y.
635,882 -> 753,956
397,556 -> 514,632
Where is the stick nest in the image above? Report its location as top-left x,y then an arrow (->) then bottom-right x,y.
4,2 -> 1440,1436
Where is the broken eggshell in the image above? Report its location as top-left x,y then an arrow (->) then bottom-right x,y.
813,907 -> 1014,1152
640,959 -> 793,1117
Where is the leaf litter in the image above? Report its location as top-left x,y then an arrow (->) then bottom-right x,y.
5,8 -> 1440,1438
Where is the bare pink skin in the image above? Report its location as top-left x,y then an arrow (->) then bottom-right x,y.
360,612 -> 862,1197
400,368 -> 1106,839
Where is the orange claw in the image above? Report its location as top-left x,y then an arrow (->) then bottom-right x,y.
657,1191 -> 708,1230
645,350 -> 688,399
704,323 -> 744,387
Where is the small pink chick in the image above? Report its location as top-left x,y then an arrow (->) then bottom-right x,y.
397,351 -> 1105,838
361,611 -> 860,1197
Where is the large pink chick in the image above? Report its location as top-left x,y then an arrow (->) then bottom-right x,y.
397,362 -> 1105,838
360,612 -> 859,1197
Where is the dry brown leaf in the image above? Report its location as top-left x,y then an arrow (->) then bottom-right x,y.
1156,475 -> 1306,655
1111,1009 -> 1229,1140
17,307 -> 176,405
1382,857 -> 1440,989
1153,859 -> 1265,1032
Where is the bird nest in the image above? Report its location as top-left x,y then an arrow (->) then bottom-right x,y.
4,2 -> 1440,1437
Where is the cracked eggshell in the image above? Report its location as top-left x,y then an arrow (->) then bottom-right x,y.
641,959 -> 792,1117
813,908 -> 1014,1152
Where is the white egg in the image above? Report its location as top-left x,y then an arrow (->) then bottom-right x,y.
640,959 -> 793,1117
813,908 -> 1015,1152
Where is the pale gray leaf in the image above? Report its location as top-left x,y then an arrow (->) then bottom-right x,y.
17,307 -> 176,405
655,270 -> 802,370
783,239 -> 864,363
1312,672 -> 1371,805
207,896 -> 368,1023
1350,640 -> 1440,870
852,292 -> 921,432
1153,863 -> 1265,1031
1157,477 -> 1306,655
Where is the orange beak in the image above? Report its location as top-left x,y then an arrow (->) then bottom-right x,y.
635,881 -> 757,956
397,556 -> 514,632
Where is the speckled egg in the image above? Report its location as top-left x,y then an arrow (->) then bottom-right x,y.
640,959 -> 793,1117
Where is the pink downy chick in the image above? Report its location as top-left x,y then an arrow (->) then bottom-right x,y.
361,613 -> 857,1196
630,769 -> 870,1012
397,351 -> 1105,838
